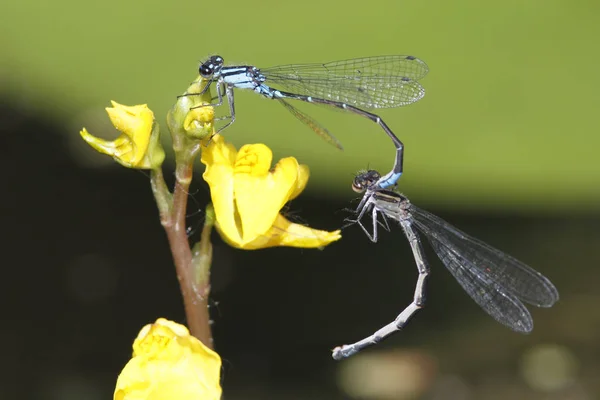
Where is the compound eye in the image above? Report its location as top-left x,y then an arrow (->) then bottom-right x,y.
351,182 -> 366,193
199,64 -> 213,78
351,176 -> 367,193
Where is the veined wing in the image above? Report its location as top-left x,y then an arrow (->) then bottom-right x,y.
409,205 -> 559,308
278,99 -> 343,150
262,55 -> 429,80
262,55 -> 428,109
423,225 -> 534,332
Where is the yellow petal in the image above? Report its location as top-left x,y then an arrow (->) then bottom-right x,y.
80,128 -> 123,155
288,163 -> 310,201
114,319 -> 221,400
233,150 -> 300,243
201,135 -> 242,243
201,136 -> 342,250
167,76 -> 215,141
106,101 -> 154,165
218,214 -> 342,250
183,107 -> 215,139
80,102 -> 162,169
106,101 -> 154,137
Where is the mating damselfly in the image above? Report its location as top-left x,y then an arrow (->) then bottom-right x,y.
332,170 -> 559,360
188,55 -> 428,188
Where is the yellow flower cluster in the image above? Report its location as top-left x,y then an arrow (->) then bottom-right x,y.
81,96 -> 342,399
81,101 -> 341,250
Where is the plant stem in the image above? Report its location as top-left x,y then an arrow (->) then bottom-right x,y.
150,152 -> 213,348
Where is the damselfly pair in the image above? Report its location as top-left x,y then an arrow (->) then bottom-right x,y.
187,54 -> 429,189
189,54 -> 559,360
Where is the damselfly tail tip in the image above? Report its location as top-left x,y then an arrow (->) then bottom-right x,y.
331,346 -> 346,361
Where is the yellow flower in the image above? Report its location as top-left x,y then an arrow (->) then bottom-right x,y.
183,106 -> 215,138
80,101 -> 165,169
167,76 -> 216,141
200,135 -> 342,249
114,318 -> 221,400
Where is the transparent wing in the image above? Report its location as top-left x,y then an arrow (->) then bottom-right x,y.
261,55 -> 428,109
278,99 -> 343,149
409,205 -> 559,308
263,55 -> 429,80
423,226 -> 534,332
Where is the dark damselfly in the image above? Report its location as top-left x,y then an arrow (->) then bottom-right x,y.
332,170 -> 559,360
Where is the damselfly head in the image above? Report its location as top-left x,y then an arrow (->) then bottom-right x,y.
199,55 -> 224,78
352,170 -> 381,193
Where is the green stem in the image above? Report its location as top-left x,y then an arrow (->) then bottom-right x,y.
150,168 -> 172,218
192,204 -> 215,299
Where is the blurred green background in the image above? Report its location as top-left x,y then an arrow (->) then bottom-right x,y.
2,0 -> 599,399
4,0 -> 600,210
